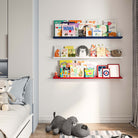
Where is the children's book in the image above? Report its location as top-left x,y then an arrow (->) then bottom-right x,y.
90,44 -> 97,57
92,25 -> 102,36
64,46 -> 76,57
86,24 -> 93,36
69,23 -> 79,36
103,20 -> 116,33
54,46 -> 61,57
59,60 -> 73,66
96,44 -> 105,57
54,20 -> 67,36
60,64 -> 70,78
70,65 -> 84,77
55,24 -> 62,37
61,49 -> 68,57
100,25 -> 108,36
85,68 -> 95,77
59,60 -> 73,77
78,23 -> 87,37
62,25 -> 76,37
105,48 -> 111,57
69,20 -> 82,23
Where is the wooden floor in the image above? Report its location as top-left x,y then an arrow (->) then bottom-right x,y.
30,123 -> 138,138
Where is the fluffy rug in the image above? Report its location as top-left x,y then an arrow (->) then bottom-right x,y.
60,130 -> 121,138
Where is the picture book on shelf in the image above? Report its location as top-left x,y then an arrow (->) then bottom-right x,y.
61,49 -> 68,57
64,46 -> 76,57
54,20 -> 67,37
90,44 -> 97,57
70,65 -> 84,77
103,20 -> 116,33
54,46 -> 61,57
92,25 -> 102,36
55,24 -> 62,37
59,60 -> 73,66
60,64 -> 70,77
62,24 -> 76,37
69,23 -> 79,36
85,68 -> 95,77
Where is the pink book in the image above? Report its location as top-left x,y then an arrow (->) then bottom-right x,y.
62,25 -> 76,37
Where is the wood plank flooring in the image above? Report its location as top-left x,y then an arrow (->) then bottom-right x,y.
30,123 -> 138,138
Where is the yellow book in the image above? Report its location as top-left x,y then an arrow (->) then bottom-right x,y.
64,46 -> 74,49
59,60 -> 73,66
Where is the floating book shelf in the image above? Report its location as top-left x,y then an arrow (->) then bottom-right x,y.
53,57 -> 122,59
53,76 -> 123,79
53,36 -> 123,39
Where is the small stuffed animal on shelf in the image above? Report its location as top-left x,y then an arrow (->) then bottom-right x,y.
46,112 -> 90,137
0,80 -> 16,111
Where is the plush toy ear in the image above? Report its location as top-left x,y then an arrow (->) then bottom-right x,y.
8,80 -> 13,86
61,120 -> 72,136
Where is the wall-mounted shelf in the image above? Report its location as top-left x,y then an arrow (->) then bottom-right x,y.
53,57 -> 122,60
53,36 -> 123,39
53,76 -> 123,79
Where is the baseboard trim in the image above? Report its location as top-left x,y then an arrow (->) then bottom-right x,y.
39,116 -> 132,123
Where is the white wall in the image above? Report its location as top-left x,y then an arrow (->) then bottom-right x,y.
39,0 -> 132,123
0,0 -> 7,59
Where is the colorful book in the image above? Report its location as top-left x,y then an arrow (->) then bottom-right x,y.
59,60 -> 73,66
86,24 -> 93,36
78,23 -> 87,37
92,25 -> 102,36
64,46 -> 75,57
54,20 -> 67,36
100,25 -> 108,36
90,44 -> 97,57
70,65 -> 84,77
85,68 -> 95,77
54,46 -> 61,57
61,49 -> 68,57
103,20 -> 116,33
59,60 -> 73,77
62,25 -> 76,37
69,23 -> 79,36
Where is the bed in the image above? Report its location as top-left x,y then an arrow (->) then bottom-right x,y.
0,77 -> 34,138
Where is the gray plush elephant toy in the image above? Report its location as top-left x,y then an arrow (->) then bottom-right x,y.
46,112 -> 90,137
46,112 -> 78,135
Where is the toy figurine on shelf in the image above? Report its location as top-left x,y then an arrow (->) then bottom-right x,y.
54,72 -> 58,78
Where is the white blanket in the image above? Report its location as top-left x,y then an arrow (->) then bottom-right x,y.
0,104 -> 30,138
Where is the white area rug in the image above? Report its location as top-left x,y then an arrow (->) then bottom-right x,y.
60,130 -> 121,138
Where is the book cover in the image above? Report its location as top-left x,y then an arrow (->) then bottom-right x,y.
70,65 -> 84,77
69,20 -> 82,23
69,23 -> 79,36
92,25 -> 102,36
85,68 -> 95,77
61,49 -> 68,57
59,60 -> 73,66
90,44 -> 97,57
103,20 -> 116,33
54,20 -> 67,36
100,25 -> 108,36
55,24 -> 62,36
54,46 -> 61,57
62,25 -> 76,37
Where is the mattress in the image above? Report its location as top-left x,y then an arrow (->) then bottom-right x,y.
0,104 -> 31,138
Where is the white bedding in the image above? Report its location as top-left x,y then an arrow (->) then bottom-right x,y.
0,104 -> 30,138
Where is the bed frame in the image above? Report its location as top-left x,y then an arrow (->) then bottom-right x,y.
13,114 -> 33,138
12,79 -> 34,138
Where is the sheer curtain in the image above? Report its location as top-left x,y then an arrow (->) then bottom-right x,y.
131,0 -> 138,128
